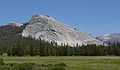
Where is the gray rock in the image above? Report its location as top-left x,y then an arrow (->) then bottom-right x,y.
97,33 -> 120,43
22,14 -> 104,46
7,21 -> 23,27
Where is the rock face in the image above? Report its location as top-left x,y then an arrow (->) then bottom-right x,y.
97,33 -> 120,43
7,21 -> 23,27
22,14 -> 104,46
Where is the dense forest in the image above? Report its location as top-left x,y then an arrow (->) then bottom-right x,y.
0,24 -> 120,56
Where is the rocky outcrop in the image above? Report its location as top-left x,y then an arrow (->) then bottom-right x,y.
7,21 -> 23,27
22,14 -> 104,46
97,33 -> 120,43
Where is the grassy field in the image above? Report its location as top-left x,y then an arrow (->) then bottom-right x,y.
1,56 -> 120,70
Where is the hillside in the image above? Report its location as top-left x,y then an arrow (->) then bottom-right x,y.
0,15 -> 119,56
22,14 -> 104,46
97,33 -> 120,43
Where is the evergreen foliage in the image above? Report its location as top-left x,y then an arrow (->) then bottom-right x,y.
0,24 -> 120,56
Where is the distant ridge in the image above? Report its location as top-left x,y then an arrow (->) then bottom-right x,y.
7,21 -> 23,27
97,33 -> 120,43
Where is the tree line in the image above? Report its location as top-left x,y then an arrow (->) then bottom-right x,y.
4,38 -> 120,56
0,24 -> 120,56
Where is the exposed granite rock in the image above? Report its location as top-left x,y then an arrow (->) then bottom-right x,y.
97,33 -> 120,43
22,14 -> 104,46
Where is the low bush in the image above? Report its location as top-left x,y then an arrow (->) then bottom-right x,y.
4,63 -> 66,70
0,58 -> 4,65
7,63 -> 35,70
47,63 -> 66,70
57,63 -> 66,67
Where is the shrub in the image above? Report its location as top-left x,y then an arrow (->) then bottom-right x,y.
18,63 -> 35,70
57,63 -> 66,67
5,63 -> 66,70
47,63 -> 66,70
8,63 -> 35,70
0,58 -> 4,65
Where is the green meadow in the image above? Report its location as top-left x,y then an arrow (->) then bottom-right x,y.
1,56 -> 120,70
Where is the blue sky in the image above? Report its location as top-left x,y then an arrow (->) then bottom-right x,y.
0,0 -> 120,36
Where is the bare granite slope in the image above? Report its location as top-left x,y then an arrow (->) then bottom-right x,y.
22,15 -> 104,46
